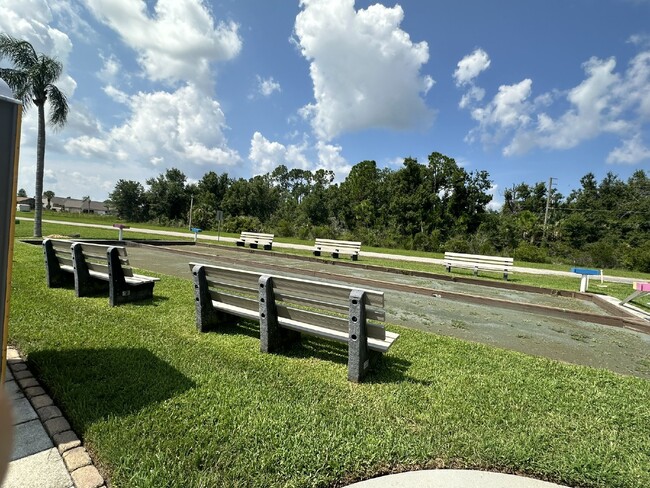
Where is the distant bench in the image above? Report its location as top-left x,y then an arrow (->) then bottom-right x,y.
570,267 -> 601,293
43,238 -> 159,306
236,232 -> 274,250
444,252 -> 513,280
620,282 -> 650,305
313,239 -> 361,261
190,262 -> 398,382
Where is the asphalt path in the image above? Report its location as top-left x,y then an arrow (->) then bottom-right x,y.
18,216 -> 635,283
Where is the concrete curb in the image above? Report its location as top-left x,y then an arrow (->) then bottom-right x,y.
6,347 -> 107,488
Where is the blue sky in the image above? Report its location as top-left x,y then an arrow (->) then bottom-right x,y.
1,0 -> 650,207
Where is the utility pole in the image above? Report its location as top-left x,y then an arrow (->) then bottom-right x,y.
542,177 -> 557,242
188,194 -> 194,230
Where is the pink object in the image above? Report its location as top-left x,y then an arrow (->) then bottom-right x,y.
634,282 -> 650,291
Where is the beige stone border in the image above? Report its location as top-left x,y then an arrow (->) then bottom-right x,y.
7,347 -> 107,488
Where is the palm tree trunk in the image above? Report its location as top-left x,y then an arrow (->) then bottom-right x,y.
34,103 -> 45,237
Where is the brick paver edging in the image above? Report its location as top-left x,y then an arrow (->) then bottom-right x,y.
7,347 -> 107,488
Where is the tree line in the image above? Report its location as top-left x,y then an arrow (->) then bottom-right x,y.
108,151 -> 650,272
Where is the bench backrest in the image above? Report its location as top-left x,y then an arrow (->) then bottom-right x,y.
46,239 -> 74,266
240,232 -> 274,242
73,242 -> 132,277
314,238 -> 361,251
444,252 -> 513,267
189,262 -> 386,340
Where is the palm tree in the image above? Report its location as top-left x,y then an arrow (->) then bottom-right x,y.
43,190 -> 55,209
0,34 -> 68,237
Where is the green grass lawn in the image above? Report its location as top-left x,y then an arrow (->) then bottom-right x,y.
8,241 -> 650,487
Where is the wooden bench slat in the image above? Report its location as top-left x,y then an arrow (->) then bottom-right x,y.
315,239 -> 362,246
273,291 -> 386,322
271,275 -> 384,308
277,317 -> 393,353
50,240 -> 73,251
212,299 -> 260,321
209,290 -> 259,312
55,255 -> 73,267
76,242 -> 127,256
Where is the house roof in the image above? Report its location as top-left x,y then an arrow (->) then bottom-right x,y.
47,196 -> 108,212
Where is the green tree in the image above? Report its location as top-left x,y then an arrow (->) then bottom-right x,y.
0,34 -> 68,237
17,188 -> 27,197
109,180 -> 147,221
43,190 -> 54,209
146,168 -> 190,223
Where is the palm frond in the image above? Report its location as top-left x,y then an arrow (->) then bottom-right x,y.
46,84 -> 68,128
0,34 -> 37,70
0,67 -> 33,107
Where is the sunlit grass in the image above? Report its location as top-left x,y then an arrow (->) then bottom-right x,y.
8,241 -> 650,487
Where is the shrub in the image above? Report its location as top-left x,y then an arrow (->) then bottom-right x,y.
514,243 -> 549,263
223,215 -> 263,233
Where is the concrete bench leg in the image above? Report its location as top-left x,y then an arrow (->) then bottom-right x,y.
263,244 -> 272,251
351,254 -> 358,261
259,275 -> 300,352
192,265 -> 237,332
331,252 -> 339,259
580,275 -> 589,293
43,240 -> 73,288
236,240 -> 245,247
72,243 -> 108,298
348,289 -> 374,383
108,247 -> 154,306
313,250 -> 321,257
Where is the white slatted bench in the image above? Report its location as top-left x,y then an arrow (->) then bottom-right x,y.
444,252 -> 513,280
313,238 -> 361,261
43,239 -> 159,306
236,232 -> 274,250
190,262 -> 399,382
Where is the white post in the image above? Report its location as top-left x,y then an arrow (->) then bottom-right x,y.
580,275 -> 589,293
118,227 -> 123,241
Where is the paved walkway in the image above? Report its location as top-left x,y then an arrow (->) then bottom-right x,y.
2,348 -> 105,488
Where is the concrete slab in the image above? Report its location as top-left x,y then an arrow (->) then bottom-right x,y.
345,470 -> 570,488
10,419 -> 53,461
1,447 -> 73,488
11,396 -> 37,425
3,380 -> 21,400
4,369 -> 13,381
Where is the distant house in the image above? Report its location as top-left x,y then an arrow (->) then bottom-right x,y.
16,196 -> 35,210
47,196 -> 110,215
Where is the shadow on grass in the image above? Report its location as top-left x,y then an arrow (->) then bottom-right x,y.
28,347 -> 195,431
203,320 -> 420,384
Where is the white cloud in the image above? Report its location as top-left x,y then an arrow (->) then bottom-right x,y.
84,0 -> 242,91
460,50 -> 650,164
98,54 -> 121,84
0,0 -> 77,99
249,131 -> 350,179
294,0 -> 433,141
256,75 -> 281,97
607,134 -> 650,164
66,83 -> 241,172
454,48 -> 491,86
